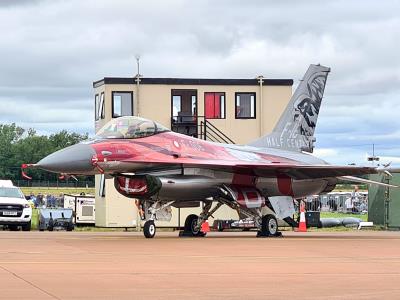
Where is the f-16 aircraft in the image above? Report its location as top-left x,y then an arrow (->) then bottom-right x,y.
23,64 -> 393,238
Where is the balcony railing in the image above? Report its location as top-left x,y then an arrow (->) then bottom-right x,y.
171,115 -> 235,144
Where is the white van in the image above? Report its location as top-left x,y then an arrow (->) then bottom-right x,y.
0,180 -> 32,231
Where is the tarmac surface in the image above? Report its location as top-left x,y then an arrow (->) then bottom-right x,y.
1,230 -> 400,300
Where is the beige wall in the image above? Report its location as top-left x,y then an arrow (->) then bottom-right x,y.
94,174 -> 139,227
93,81 -> 292,227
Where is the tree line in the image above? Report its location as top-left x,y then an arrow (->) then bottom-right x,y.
0,123 -> 92,182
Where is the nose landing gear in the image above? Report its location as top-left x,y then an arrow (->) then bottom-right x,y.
143,220 -> 156,238
141,200 -> 174,238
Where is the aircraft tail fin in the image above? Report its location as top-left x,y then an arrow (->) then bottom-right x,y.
249,64 -> 330,153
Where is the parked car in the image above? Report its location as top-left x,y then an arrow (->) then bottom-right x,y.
0,180 -> 32,231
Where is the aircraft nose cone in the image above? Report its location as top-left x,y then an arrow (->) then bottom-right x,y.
37,143 -> 96,174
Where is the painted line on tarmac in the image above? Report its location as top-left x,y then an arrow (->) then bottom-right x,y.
0,265 -> 61,300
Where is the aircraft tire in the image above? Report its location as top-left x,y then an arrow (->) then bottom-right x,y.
217,220 -> 224,232
143,220 -> 156,238
259,214 -> 278,236
184,214 -> 205,237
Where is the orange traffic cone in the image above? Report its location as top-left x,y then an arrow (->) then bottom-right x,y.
201,220 -> 210,233
298,201 -> 307,232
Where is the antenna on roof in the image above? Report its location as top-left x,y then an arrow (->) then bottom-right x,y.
135,55 -> 141,77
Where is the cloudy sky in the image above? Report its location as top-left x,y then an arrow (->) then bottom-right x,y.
0,0 -> 399,165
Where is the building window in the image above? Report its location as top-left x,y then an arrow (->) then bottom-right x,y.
205,92 -> 225,119
235,92 -> 256,119
95,94 -> 99,121
171,89 -> 197,123
98,92 -> 105,120
172,95 -> 181,118
112,92 -> 133,118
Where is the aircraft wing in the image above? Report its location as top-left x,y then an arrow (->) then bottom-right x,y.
122,158 -> 377,180
339,175 -> 397,188
238,164 -> 378,180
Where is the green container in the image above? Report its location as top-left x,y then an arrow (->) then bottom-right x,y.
368,173 -> 400,229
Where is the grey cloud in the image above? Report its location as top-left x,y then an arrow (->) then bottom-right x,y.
0,0 -> 42,8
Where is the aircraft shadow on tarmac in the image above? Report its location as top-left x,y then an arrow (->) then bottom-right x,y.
99,231 -> 398,240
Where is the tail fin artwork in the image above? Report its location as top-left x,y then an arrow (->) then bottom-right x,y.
249,64 -> 330,153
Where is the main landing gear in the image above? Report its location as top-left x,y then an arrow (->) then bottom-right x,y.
257,214 -> 281,237
180,214 -> 206,237
180,202 -> 223,237
217,196 -> 282,238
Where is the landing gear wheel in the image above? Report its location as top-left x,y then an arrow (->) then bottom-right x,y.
257,214 -> 279,237
217,220 -> 224,232
184,214 -> 205,237
143,220 -> 156,238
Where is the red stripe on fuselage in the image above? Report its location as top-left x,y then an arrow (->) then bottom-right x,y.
232,173 -> 257,187
277,174 -> 294,196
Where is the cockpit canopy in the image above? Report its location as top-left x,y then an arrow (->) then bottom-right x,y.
95,116 -> 170,139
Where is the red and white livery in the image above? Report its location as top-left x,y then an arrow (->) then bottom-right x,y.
26,65 -> 393,238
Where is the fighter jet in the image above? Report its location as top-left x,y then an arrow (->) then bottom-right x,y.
23,64 -> 393,238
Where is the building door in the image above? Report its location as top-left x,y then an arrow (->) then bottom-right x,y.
171,89 -> 197,136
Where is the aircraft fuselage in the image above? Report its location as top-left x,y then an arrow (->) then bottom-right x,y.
36,131 -> 335,200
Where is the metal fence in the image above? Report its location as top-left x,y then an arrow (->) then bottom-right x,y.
15,180 -> 94,188
303,192 -> 368,213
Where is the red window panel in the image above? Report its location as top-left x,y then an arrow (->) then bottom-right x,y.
205,92 -> 224,119
205,93 -> 215,118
